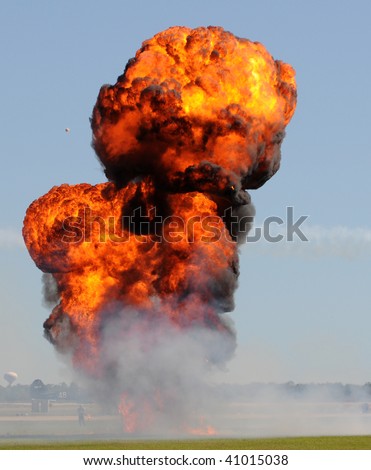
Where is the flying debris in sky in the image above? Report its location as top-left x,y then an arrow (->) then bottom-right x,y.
23,26 -> 297,434
65,128 -> 70,133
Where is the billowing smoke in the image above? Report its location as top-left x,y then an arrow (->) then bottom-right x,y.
23,26 -> 296,433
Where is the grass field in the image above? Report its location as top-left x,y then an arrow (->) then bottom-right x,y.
1,435 -> 371,450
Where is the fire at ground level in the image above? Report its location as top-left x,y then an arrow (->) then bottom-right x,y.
1,400 -> 371,441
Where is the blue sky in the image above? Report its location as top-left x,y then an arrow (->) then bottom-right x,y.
1,0 -> 370,385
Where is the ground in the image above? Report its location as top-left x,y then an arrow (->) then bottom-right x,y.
1,399 -> 371,447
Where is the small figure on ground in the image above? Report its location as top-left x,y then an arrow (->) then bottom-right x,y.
77,404 -> 86,426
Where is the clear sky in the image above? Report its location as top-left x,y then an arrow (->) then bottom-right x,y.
1,0 -> 370,386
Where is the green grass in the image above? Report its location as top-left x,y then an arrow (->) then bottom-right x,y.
1,435 -> 371,450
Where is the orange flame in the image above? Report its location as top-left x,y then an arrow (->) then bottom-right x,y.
22,26 -> 296,429
188,416 -> 217,436
91,26 -> 296,192
118,393 -> 155,434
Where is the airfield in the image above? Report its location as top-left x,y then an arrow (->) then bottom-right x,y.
1,399 -> 371,443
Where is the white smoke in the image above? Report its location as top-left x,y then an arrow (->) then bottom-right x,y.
0,228 -> 23,248
211,381 -> 371,438
75,309 -> 235,436
247,224 -> 371,259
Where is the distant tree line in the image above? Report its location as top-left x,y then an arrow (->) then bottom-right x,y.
215,381 -> 371,402
0,380 -> 91,403
2,380 -> 371,403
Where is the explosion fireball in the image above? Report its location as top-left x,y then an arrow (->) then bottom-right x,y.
23,26 -> 296,433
